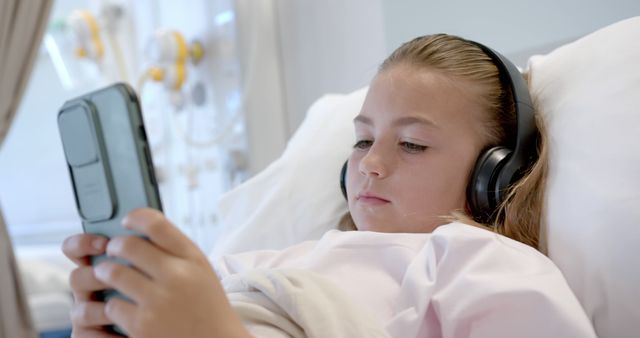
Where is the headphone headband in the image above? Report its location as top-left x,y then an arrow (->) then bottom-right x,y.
465,40 -> 537,165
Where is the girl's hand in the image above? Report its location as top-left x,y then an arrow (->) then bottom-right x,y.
62,233 -> 122,337
94,208 -> 250,338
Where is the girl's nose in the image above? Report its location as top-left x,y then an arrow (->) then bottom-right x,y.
358,145 -> 389,179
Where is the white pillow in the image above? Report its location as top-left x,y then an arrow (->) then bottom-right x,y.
211,88 -> 367,256
528,16 -> 640,338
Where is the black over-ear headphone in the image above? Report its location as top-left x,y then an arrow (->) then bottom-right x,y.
339,38 -> 538,224
466,41 -> 538,223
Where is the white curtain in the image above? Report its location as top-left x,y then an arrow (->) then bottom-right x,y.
0,1 -> 53,338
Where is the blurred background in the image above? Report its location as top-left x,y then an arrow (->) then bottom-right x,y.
0,1 -> 637,336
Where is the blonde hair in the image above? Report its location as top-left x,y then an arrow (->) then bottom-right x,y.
340,34 -> 548,251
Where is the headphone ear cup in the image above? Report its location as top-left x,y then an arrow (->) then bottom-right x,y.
340,161 -> 348,200
468,147 -> 512,222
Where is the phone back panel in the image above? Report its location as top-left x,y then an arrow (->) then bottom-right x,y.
58,82 -> 162,256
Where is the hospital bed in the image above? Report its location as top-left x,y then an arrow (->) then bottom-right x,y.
18,16 -> 640,338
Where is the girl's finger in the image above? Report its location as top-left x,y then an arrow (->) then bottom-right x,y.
105,235 -> 178,280
121,208 -> 201,260
93,261 -> 154,305
70,301 -> 112,327
104,297 -> 140,338
69,265 -> 109,295
63,234 -> 109,266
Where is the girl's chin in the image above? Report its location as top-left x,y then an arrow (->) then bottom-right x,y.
352,218 -> 397,233
353,214 -> 443,233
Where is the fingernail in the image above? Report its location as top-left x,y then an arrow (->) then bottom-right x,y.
106,238 -> 122,256
104,299 -> 114,317
121,216 -> 131,229
92,237 -> 107,251
94,264 -> 109,281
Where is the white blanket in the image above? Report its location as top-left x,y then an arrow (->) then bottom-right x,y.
223,269 -> 390,338
214,223 -> 597,337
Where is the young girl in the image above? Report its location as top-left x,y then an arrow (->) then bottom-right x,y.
62,34 -> 595,337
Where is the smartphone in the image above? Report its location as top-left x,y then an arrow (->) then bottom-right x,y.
58,82 -> 162,335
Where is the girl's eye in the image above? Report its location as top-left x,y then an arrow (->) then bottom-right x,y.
400,141 -> 428,153
353,140 -> 372,150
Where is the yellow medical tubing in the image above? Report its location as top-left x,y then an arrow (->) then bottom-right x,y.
173,31 -> 188,64
137,66 -> 165,97
171,32 -> 188,90
74,10 -> 104,60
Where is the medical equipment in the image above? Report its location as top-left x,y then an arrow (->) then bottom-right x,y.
138,30 -> 204,93
132,7 -> 250,251
67,10 -> 104,62
67,6 -> 131,83
44,3 -> 134,90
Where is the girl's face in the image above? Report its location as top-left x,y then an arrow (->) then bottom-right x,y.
347,64 -> 488,233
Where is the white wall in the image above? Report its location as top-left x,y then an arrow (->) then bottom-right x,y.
383,0 -> 640,66
274,0 -> 387,133
234,0 -> 290,175
381,0 -> 640,66
234,0 -> 387,174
